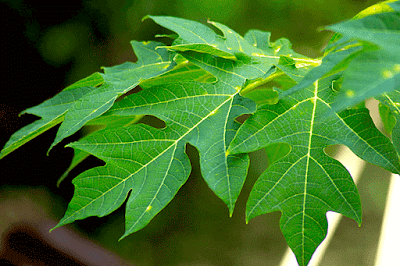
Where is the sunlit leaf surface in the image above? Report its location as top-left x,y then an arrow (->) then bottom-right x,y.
228,73 -> 400,265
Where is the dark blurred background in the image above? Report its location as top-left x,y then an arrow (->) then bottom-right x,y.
0,0 -> 391,265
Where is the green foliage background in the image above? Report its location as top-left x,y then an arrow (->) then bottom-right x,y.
1,0 -> 392,265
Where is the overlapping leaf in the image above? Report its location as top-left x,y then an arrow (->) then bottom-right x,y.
0,41 -> 175,158
147,16 -> 318,89
48,41 -> 175,151
327,9 -> 400,111
283,0 -> 400,112
52,80 -> 256,238
58,55 -> 218,183
228,73 -> 400,265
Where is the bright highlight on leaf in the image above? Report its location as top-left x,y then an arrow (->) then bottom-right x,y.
2,3 -> 400,266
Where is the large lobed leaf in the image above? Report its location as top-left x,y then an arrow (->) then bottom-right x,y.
52,15 -> 319,240
53,81 -> 256,238
228,72 -> 400,265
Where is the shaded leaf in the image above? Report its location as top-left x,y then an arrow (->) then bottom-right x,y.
326,11 -> 400,111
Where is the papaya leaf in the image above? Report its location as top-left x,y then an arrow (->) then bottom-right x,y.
0,83 -> 97,159
144,15 -> 237,59
327,11 -> 400,111
52,81 -> 256,238
283,1 -> 400,112
0,42 -> 176,158
147,15 -> 317,89
376,89 -> 400,146
139,54 -> 217,88
228,73 -> 400,266
48,41 -> 175,152
57,114 -> 142,187
389,0 -> 400,11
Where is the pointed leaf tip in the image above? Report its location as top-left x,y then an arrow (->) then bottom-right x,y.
141,15 -> 150,22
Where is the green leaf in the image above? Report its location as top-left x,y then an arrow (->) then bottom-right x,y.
377,89 -> 400,156
280,42 -> 364,99
378,102 -> 397,135
228,74 -> 400,266
389,0 -> 400,12
57,114 -> 143,186
63,72 -> 104,91
48,41 -> 175,152
0,84 -> 96,159
52,81 -> 256,238
148,15 -> 317,89
140,54 -> 217,88
145,16 -> 237,59
0,42 -> 176,158
326,11 -> 400,111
